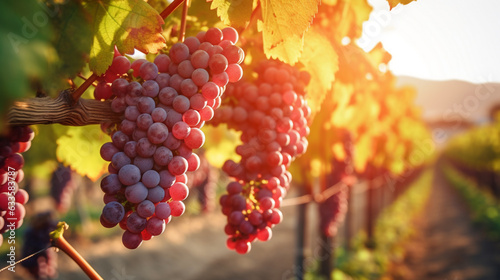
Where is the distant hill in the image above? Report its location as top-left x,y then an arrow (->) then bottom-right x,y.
396,76 -> 500,124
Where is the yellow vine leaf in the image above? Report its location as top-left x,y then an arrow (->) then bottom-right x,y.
387,0 -> 417,10
300,30 -> 338,116
55,126 -> 108,182
258,0 -> 320,64
208,0 -> 254,27
85,0 -> 166,75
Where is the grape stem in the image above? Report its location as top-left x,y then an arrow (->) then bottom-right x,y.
159,0 -> 184,19
179,0 -> 189,42
71,73 -> 98,104
7,89 -> 121,126
50,222 -> 103,280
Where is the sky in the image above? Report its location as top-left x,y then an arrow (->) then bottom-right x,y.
358,0 -> 500,84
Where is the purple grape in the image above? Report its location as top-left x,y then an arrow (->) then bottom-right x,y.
158,87 -> 178,106
142,80 -> 160,97
100,142 -> 119,161
147,186 -> 165,203
147,122 -> 169,144
111,78 -> 129,97
126,212 -> 147,233
139,62 -> 159,80
155,202 -> 171,219
125,182 -> 148,204
122,230 -> 142,249
172,95 -> 190,113
112,131 -> 129,149
136,200 -> 155,218
156,73 -> 171,88
123,141 -> 138,158
136,113 -> 153,131
137,97 -> 156,114
142,170 -> 160,188
146,217 -> 166,236
133,157 -> 154,174
191,68 -> 209,87
100,174 -> 122,194
165,110 -> 183,128
102,201 -> 125,224
153,146 -> 173,166
111,152 -> 131,170
168,156 -> 188,176
125,106 -> 140,121
151,107 -> 167,123
158,170 -> 176,188
118,164 -> 141,186
178,60 -> 194,78
136,137 -> 156,158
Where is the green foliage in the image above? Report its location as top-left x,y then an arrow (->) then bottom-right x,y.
45,0 -> 92,92
0,1 -> 54,119
208,0 -> 253,28
84,0 -> 166,75
443,164 -> 500,239
444,121 -> 500,171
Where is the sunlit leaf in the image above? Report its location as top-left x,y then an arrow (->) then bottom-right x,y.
85,0 -> 166,75
55,125 -> 108,181
208,0 -> 253,27
300,30 -> 338,116
258,0 -> 320,64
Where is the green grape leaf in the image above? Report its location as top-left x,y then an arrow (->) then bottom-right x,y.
0,1 -> 53,118
52,1 -> 92,80
208,0 -> 253,27
300,30 -> 338,116
258,0 -> 320,64
386,0 -> 417,10
85,0 -> 166,75
54,125 -> 109,182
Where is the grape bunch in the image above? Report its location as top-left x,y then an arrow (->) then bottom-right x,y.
98,27 -> 244,249
319,186 -> 348,237
21,212 -> 58,280
0,126 -> 33,246
213,60 -> 311,254
50,165 -> 77,214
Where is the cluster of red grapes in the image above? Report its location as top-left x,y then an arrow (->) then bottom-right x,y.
0,126 -> 33,246
319,186 -> 348,237
50,165 -> 77,214
21,212 -> 58,279
212,61 -> 311,254
98,27 -> 244,249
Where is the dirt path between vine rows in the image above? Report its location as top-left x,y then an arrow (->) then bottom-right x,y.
390,164 -> 500,280
6,199 -> 304,280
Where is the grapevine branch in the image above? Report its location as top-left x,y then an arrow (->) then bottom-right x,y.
160,0 -> 184,19
7,89 -> 121,127
72,73 -> 98,103
179,0 -> 189,42
50,222 -> 103,280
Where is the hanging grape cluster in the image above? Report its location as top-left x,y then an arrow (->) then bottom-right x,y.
50,165 -> 77,214
212,60 -> 311,254
97,27 -> 245,249
0,126 -> 33,246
